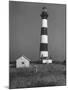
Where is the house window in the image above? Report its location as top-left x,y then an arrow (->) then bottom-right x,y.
22,62 -> 24,64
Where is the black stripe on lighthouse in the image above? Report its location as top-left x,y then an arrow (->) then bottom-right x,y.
41,27 -> 48,35
40,43 -> 48,51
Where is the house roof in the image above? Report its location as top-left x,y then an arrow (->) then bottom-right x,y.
16,55 -> 31,61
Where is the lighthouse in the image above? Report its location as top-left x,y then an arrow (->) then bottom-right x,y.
40,7 -> 52,64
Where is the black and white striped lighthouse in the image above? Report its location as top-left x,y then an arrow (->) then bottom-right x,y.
40,7 -> 52,64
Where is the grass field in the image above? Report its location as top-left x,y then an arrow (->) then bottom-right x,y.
9,63 -> 66,89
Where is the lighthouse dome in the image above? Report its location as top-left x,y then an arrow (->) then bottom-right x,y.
42,7 -> 47,12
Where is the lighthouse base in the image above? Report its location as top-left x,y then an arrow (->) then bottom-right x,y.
42,59 -> 52,64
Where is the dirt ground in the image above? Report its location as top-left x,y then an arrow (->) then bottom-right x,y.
9,63 -> 66,89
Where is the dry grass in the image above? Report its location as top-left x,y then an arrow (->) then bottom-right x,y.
9,63 -> 66,89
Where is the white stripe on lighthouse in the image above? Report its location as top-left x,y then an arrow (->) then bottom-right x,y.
41,35 -> 48,43
40,51 -> 48,57
42,19 -> 48,28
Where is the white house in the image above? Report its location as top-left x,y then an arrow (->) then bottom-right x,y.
16,55 -> 31,68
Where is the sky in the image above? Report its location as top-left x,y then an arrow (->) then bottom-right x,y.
9,1 -> 66,62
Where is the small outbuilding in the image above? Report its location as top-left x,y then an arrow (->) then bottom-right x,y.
16,55 -> 31,68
